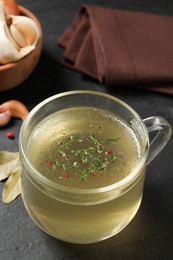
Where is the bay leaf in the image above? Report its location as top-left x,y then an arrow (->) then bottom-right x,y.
0,151 -> 19,164
0,151 -> 21,181
2,167 -> 22,203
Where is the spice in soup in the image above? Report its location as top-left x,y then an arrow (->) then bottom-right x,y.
28,107 -> 141,189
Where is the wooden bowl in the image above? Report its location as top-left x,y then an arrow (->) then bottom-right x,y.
0,5 -> 42,91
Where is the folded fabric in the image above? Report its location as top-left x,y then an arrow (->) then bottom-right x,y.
58,5 -> 173,95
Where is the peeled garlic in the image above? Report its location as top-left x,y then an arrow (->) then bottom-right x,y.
0,1 -> 40,65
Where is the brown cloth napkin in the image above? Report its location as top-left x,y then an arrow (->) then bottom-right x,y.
58,5 -> 173,95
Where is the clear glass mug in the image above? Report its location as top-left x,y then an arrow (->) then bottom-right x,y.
19,90 -> 172,244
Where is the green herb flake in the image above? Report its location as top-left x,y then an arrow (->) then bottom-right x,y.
107,137 -> 120,144
47,127 -> 120,181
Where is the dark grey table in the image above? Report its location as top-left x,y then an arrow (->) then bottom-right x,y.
0,1 -> 173,259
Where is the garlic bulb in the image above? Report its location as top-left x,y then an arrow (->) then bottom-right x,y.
0,1 -> 40,64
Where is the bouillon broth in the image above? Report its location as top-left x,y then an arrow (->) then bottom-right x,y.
27,107 -> 141,188
21,106 -> 146,243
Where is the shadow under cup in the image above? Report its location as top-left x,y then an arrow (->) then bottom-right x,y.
19,90 -> 172,244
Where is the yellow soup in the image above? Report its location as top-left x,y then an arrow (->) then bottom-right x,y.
21,107 -> 146,243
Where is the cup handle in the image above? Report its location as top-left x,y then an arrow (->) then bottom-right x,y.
143,116 -> 172,165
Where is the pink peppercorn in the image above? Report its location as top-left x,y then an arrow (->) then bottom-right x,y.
64,174 -> 70,179
46,160 -> 53,165
92,172 -> 98,177
6,132 -> 14,139
105,150 -> 112,155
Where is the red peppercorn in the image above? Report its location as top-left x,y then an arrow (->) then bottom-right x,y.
92,172 -> 98,177
46,160 -> 53,165
64,174 -> 70,179
105,150 -> 112,155
6,132 -> 14,139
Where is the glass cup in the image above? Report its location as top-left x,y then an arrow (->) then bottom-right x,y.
19,90 -> 172,244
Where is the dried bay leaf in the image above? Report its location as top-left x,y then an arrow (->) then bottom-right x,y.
2,167 -> 22,203
0,151 -> 22,203
0,151 -> 19,164
0,151 -> 21,181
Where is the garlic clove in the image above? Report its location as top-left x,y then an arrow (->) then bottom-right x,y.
10,15 -> 39,46
0,100 -> 29,121
4,19 -> 20,49
0,111 -> 11,127
0,1 -> 40,64
10,23 -> 27,47
0,23 -> 21,64
20,45 -> 35,56
0,1 -> 21,64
